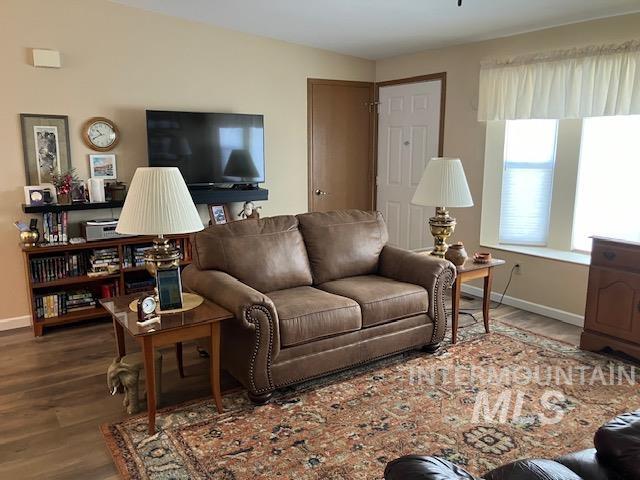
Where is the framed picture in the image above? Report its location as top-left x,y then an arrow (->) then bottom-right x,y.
89,154 -> 117,180
20,114 -> 71,185
70,181 -> 86,203
208,204 -> 230,225
23,186 -> 45,206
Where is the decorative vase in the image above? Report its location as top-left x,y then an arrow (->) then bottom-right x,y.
57,192 -> 71,204
445,242 -> 468,266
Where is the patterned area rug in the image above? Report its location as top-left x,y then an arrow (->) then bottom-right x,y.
102,321 -> 640,479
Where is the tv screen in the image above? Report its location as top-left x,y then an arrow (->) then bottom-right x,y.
146,110 -> 265,186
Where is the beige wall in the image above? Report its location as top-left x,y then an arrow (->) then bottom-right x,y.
0,0 -> 374,321
376,13 -> 640,317
3,1 -> 638,324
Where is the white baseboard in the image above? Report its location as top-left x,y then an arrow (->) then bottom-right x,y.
460,284 -> 584,327
0,315 -> 31,331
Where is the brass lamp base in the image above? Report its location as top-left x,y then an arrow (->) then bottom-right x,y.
144,235 -> 180,276
429,207 -> 456,258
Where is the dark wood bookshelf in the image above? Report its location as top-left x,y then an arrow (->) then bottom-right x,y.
22,200 -> 124,214
39,306 -> 109,327
31,273 -> 121,289
22,234 -> 192,336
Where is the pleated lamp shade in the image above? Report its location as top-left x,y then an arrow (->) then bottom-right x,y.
116,167 -> 203,235
412,157 -> 474,208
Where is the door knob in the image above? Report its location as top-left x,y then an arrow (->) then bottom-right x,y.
314,189 -> 328,196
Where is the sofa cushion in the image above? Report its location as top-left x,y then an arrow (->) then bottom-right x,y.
191,215 -> 313,293
318,275 -> 428,328
594,410 -> 640,479
485,459 -> 584,480
556,449 -> 623,480
385,456 -> 479,480
267,286 -> 361,347
297,210 -> 388,284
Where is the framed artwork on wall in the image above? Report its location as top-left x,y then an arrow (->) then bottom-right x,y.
20,114 -> 72,185
208,204 -> 230,225
89,154 -> 117,180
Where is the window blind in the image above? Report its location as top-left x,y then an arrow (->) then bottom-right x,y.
499,120 -> 558,245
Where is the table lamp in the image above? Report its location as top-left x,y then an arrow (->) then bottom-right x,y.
411,157 -> 473,257
116,167 -> 204,275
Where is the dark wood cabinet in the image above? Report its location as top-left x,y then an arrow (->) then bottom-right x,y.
581,237 -> 640,359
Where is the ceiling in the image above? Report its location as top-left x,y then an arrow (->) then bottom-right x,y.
111,0 -> 640,59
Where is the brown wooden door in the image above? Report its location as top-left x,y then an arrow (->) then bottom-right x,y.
308,79 -> 375,212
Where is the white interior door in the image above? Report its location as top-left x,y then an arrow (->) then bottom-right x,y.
377,79 -> 442,249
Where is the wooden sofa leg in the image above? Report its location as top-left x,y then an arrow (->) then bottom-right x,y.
422,343 -> 441,353
248,391 -> 273,405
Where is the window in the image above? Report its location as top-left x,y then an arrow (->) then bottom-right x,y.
481,115 -> 640,262
499,120 -> 558,245
572,115 -> 640,251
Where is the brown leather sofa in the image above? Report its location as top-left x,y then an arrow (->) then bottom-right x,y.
182,210 -> 455,403
384,410 -> 640,480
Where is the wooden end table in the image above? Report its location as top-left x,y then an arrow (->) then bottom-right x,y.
100,294 -> 233,435
451,258 -> 505,344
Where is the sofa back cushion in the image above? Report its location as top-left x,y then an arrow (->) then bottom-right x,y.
191,215 -> 313,293
297,210 -> 388,284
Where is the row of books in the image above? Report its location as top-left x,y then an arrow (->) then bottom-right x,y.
42,212 -> 69,244
30,252 -> 90,283
125,277 -> 155,294
121,243 -> 184,268
122,245 -> 153,268
100,282 -> 120,299
34,289 -> 95,320
89,247 -> 120,276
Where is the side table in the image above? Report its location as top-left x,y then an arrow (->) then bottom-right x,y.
100,294 -> 233,435
451,258 -> 505,344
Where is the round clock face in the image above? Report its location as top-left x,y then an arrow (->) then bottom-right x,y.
141,296 -> 156,315
88,121 -> 117,149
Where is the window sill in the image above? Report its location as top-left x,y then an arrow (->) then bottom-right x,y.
480,243 -> 590,266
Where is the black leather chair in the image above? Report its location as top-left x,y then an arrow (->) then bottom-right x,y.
384,411 -> 640,480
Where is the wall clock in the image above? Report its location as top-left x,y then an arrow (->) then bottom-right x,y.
82,117 -> 120,151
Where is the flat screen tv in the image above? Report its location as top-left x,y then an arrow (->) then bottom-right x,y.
146,110 -> 265,186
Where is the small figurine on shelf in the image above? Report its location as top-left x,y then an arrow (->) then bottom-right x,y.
50,168 -> 79,204
238,201 -> 262,220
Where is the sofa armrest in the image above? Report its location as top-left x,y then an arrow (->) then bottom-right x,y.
384,456 -> 478,480
379,245 -> 455,345
182,265 -> 279,394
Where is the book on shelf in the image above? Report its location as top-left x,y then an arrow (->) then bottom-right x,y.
33,282 -> 119,321
89,247 -> 120,276
42,212 -> 68,244
30,252 -> 90,283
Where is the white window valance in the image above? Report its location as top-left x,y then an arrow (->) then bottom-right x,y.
478,40 -> 640,121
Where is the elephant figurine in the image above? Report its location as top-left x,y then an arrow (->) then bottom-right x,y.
107,352 -> 162,415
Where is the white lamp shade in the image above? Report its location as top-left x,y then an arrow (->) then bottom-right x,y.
411,157 -> 474,208
116,167 -> 204,235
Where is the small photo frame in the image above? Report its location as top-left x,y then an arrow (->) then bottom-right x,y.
208,204 -> 230,225
24,186 -> 45,206
89,154 -> 117,180
71,181 -> 86,203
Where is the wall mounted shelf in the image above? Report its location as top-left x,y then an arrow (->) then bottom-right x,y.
22,201 -> 124,214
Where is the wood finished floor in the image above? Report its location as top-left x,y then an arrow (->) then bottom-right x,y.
0,297 -> 582,479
